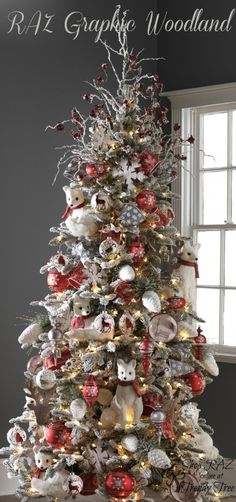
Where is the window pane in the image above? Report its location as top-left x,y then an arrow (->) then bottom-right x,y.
224,290 -> 236,346
225,231 -> 236,287
197,231 -> 220,286
232,111 -> 236,166
202,171 -> 227,224
232,171 -> 236,224
196,288 -> 219,344
203,113 -> 227,168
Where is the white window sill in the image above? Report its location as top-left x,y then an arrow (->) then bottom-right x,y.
209,345 -> 236,364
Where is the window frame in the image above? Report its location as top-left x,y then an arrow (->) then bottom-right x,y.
165,83 -> 236,363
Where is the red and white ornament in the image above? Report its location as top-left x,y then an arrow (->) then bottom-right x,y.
47,269 -> 69,293
139,151 -> 160,175
86,163 -> 106,178
45,347 -> 71,371
142,392 -> 163,417
7,425 -> 27,446
136,190 -> 157,212
194,326 -> 207,361
99,238 -> 120,260
115,281 -> 135,304
91,192 -> 111,212
105,471 -> 135,499
45,421 -> 71,449
83,375 -> 99,407
63,473 -> 83,494
93,313 -> 115,335
149,314 -> 177,343
129,236 -> 145,266
139,334 -> 154,376
118,312 -> 136,335
157,201 -> 175,225
167,296 -> 186,311
183,372 -> 205,396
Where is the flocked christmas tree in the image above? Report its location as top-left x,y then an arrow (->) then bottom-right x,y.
1,10 -> 221,502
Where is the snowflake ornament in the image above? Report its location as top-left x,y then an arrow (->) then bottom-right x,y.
113,158 -> 144,190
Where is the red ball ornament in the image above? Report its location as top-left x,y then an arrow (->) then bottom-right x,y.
45,348 -> 71,371
167,296 -> 186,311
139,334 -> 154,376
115,281 -> 135,304
80,473 -> 99,496
140,151 -> 160,175
142,392 -> 163,417
136,190 -> 157,212
68,264 -> 88,289
83,375 -> 99,407
129,236 -> 145,266
183,372 -> 206,396
194,326 -> 207,361
105,471 -> 135,499
47,269 -> 69,293
45,421 -> 72,449
86,163 -> 106,178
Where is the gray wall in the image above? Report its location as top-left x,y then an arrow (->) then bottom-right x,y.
1,0 -> 235,458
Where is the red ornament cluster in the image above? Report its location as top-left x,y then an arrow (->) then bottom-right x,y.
136,190 -> 157,212
45,347 -> 71,371
47,264 -> 87,293
83,375 -> 99,407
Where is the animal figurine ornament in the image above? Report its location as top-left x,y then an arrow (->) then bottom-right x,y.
31,447 -> 69,499
62,184 -> 98,238
178,240 -> 200,309
67,295 -> 114,341
111,359 -> 143,426
180,402 -> 219,460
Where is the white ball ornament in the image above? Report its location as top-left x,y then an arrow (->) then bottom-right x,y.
119,265 -> 135,282
70,399 -> 87,420
142,290 -> 161,313
7,425 -> 27,446
97,388 -> 113,406
35,369 -> 56,390
148,448 -> 171,469
121,434 -> 139,453
149,314 -> 177,343
63,473 -> 84,494
91,192 -> 111,212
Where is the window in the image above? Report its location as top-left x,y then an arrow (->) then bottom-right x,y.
166,83 -> 236,362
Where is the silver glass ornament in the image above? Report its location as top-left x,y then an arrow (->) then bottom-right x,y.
150,405 -> 166,445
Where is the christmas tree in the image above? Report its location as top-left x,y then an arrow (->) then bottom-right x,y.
1,10 -> 220,502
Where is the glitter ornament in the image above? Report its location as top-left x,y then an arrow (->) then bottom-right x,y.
148,448 -> 171,469
118,312 -> 136,335
70,398 -> 87,420
139,334 -> 154,376
45,421 -> 71,448
80,472 -> 99,496
83,375 -> 99,407
142,290 -> 161,313
119,264 -> 135,281
129,235 -> 145,266
35,369 -> 56,390
183,372 -> 205,396
91,192 -> 111,212
149,314 -> 177,342
86,163 -> 106,178
7,425 -> 27,446
136,190 -> 157,212
105,471 -> 135,499
121,434 -> 139,452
